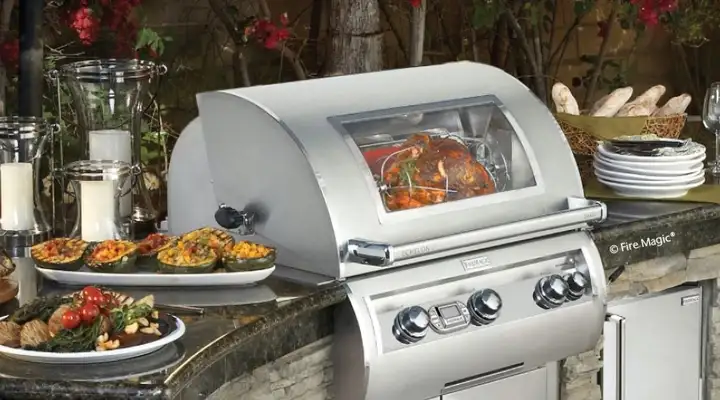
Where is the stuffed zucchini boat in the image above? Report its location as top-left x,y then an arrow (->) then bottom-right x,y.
156,240 -> 217,274
31,238 -> 89,271
85,240 -> 138,273
180,227 -> 234,258
222,241 -> 276,272
136,233 -> 178,271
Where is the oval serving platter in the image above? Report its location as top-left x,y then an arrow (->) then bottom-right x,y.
0,314 -> 186,364
34,266 -> 275,287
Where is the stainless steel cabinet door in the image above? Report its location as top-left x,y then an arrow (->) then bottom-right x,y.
605,286 -> 702,400
442,368 -> 548,400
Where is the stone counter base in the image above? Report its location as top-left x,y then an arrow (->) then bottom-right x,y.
562,243 -> 720,400
209,337 -> 334,400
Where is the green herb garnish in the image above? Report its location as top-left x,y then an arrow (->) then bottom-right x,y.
10,296 -> 72,324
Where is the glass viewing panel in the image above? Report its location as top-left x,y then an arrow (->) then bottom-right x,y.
341,100 -> 537,212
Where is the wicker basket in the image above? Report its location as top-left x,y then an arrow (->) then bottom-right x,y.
555,113 -> 687,182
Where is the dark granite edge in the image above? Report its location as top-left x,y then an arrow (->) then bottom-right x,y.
165,284 -> 346,397
0,381 -> 169,400
593,204 -> 720,270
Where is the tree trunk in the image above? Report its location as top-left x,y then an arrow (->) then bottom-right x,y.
328,0 -> 383,75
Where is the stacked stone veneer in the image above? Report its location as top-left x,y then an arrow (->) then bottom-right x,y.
209,337 -> 334,400
209,245 -> 720,400
562,244 -> 720,400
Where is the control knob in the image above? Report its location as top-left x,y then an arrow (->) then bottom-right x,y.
392,306 -> 430,344
533,274 -> 569,310
565,271 -> 589,301
468,289 -> 502,326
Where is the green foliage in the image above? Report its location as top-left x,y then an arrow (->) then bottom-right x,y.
472,0 -> 501,30
135,27 -> 172,56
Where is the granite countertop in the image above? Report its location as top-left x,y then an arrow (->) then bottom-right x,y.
2,200 -> 720,399
0,270 -> 345,400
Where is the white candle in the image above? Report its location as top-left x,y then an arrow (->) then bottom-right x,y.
0,163 -> 35,231
89,130 -> 132,218
80,180 -> 117,242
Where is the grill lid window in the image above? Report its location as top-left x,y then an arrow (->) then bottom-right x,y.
337,100 -> 537,212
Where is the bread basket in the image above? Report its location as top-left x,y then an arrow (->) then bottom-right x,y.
554,113 -> 687,181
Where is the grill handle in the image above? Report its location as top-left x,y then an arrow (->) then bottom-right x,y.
345,197 -> 605,267
353,197 -> 604,267
603,314 -> 626,400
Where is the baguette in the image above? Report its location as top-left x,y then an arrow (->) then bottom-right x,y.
653,93 -> 691,116
551,83 -> 580,115
634,85 -> 666,107
616,85 -> 666,117
589,87 -> 633,117
615,103 -> 652,117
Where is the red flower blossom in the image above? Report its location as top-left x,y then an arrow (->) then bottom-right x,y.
409,0 -> 421,7
69,7 -> 100,45
248,17 -> 291,50
631,0 -> 678,26
0,39 -> 18,71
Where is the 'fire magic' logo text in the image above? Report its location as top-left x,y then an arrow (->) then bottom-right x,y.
609,232 -> 675,254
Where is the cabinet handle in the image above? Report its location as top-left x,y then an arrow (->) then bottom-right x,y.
604,314 -> 626,400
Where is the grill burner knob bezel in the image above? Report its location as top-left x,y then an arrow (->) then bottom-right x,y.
468,289 -> 502,326
533,274 -> 569,310
392,306 -> 430,344
565,271 -> 589,301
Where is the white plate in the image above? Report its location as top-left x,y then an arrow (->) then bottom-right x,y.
596,141 -> 705,163
0,314 -> 185,364
597,175 -> 705,198
593,162 -> 703,181
594,152 -> 706,172
35,266 -> 275,287
594,168 -> 705,186
594,155 -> 704,175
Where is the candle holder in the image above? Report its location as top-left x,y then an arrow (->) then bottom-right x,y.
0,117 -> 56,256
61,160 -> 133,242
49,59 -> 167,238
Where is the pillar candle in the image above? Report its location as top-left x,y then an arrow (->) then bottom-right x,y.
0,163 -> 35,231
88,130 -> 132,218
80,180 -> 117,242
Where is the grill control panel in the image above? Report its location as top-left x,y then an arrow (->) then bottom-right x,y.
428,301 -> 471,333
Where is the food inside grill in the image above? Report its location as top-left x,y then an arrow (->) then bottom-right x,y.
1,286 -> 167,353
371,133 -> 496,211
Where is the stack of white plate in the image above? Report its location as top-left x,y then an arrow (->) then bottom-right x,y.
593,140 -> 706,199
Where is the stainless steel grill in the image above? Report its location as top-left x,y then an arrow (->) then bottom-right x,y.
168,61 -> 608,400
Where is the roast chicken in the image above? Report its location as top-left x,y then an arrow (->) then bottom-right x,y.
371,133 -> 496,211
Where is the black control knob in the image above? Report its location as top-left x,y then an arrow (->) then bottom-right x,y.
392,306 -> 430,344
533,275 -> 569,310
214,204 -> 243,230
565,271 -> 589,301
468,289 -> 502,326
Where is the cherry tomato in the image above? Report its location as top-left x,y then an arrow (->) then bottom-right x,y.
82,286 -> 103,301
79,303 -> 100,323
84,293 -> 106,307
61,310 -> 81,330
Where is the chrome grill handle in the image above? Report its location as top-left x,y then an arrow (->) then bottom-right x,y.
346,239 -> 394,267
